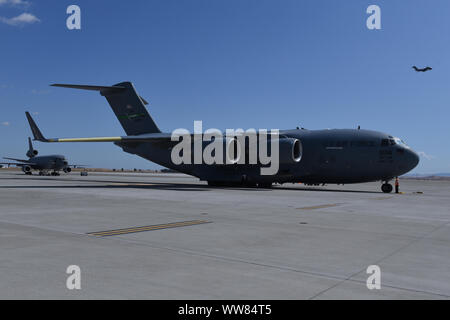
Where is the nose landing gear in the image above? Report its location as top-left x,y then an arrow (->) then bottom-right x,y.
381,182 -> 393,193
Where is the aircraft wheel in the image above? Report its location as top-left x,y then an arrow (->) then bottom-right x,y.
244,182 -> 257,188
258,182 -> 272,189
381,183 -> 393,193
207,181 -> 242,187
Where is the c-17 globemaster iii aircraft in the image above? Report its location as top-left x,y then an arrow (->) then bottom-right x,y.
1,136 -> 83,176
26,81 -> 419,193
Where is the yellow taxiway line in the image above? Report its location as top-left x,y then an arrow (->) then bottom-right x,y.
297,203 -> 341,210
87,220 -> 211,237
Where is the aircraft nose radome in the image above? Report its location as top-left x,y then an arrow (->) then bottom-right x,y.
407,149 -> 420,171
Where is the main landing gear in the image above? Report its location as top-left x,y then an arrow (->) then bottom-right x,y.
38,171 -> 60,176
381,182 -> 393,193
207,181 -> 272,188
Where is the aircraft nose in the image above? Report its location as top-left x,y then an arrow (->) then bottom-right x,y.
406,148 -> 420,171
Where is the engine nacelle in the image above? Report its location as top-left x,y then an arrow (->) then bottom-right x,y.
22,166 -> 32,173
223,137 -> 240,164
202,137 -> 302,165
175,136 -> 302,166
278,138 -> 303,164
200,137 -> 241,164
26,150 -> 38,158
64,167 -> 72,173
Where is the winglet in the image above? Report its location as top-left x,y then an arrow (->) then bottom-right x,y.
25,112 -> 47,142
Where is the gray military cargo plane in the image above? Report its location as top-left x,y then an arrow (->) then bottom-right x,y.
1,135 -> 81,176
26,81 -> 419,193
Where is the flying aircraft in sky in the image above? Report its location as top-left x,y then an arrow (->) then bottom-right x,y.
26,81 -> 419,193
412,66 -> 432,72
1,135 -> 83,176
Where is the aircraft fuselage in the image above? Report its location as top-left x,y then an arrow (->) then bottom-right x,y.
117,128 -> 419,185
27,155 -> 68,171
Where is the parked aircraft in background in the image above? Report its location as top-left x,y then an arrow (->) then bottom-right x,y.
1,136 -> 84,176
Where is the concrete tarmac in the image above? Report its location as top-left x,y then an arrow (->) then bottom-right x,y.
0,171 -> 449,299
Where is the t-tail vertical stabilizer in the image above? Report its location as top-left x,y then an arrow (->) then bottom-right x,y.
51,82 -> 161,135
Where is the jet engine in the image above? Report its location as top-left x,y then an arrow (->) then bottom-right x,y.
224,137 -> 240,164
26,149 -> 38,158
64,167 -> 72,173
202,137 -> 302,165
201,137 -> 240,164
278,138 -> 303,164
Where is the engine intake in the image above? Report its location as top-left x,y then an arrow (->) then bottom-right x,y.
201,137 -> 241,164
224,137 -> 240,164
278,138 -> 303,164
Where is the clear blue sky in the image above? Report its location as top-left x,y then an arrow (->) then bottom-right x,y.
1,0 -> 449,173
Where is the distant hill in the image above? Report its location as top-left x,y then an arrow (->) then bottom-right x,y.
403,173 -> 450,180
405,173 -> 450,177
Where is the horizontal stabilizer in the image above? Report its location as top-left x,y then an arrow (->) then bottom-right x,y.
51,83 -> 149,105
51,84 -> 125,93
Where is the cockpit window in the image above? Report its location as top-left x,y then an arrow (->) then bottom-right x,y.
394,137 -> 409,147
382,137 -> 409,147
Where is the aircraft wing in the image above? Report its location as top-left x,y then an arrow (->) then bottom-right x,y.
36,134 -> 172,143
0,162 -> 36,167
68,165 -> 89,168
26,110 -> 172,142
26,111 -> 281,144
3,157 -> 31,163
